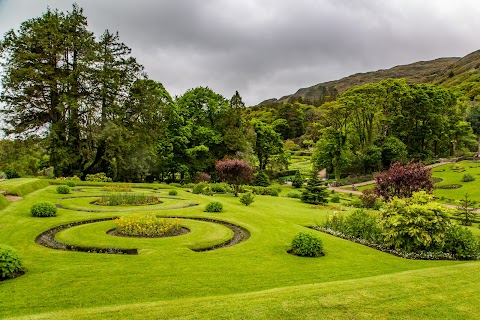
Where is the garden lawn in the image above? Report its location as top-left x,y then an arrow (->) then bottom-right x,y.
432,161 -> 480,204
0,183 -> 478,319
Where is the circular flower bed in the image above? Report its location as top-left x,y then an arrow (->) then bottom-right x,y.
92,193 -> 161,206
111,214 -> 186,238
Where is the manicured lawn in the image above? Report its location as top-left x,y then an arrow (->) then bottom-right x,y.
0,182 -> 479,319
432,161 -> 480,203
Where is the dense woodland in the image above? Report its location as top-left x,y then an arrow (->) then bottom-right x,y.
1,5 -> 480,182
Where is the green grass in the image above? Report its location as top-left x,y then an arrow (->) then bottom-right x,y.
0,184 -> 479,319
0,194 -> 8,210
432,161 -> 480,204
0,178 -> 50,196
289,155 -> 312,176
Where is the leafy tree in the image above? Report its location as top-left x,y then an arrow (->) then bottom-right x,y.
466,104 -> 480,155
215,159 -> 253,196
252,121 -> 283,170
301,174 -> 329,205
378,136 -> 408,168
312,127 -> 352,180
374,161 -> 434,200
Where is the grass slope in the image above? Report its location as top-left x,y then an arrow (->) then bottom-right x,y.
0,194 -> 8,210
0,184 -> 477,319
0,178 -> 50,196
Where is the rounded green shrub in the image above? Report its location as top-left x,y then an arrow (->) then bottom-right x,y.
240,192 -> 255,206
291,232 -> 324,257
31,201 -> 57,217
270,189 -> 279,197
205,201 -> 223,212
0,245 -> 23,279
66,181 -> 76,187
286,191 -> 302,199
462,173 -> 475,182
168,190 -> 178,196
56,185 -> 70,194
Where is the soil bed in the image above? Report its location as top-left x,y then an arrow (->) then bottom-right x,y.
107,227 -> 190,238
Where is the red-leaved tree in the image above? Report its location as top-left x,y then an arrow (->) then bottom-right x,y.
374,161 -> 433,200
215,159 -> 253,197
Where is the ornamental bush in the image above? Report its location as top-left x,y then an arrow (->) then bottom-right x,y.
330,193 -> 340,203
286,191 -> 302,199
443,225 -> 480,260
205,201 -> 223,212
192,182 -> 207,194
292,171 -> 304,188
168,190 -> 178,196
31,201 -> 57,217
85,172 -> 112,182
290,232 -> 324,257
66,181 -> 76,187
0,245 -> 23,279
462,173 -> 475,182
240,192 -> 255,206
56,185 -> 70,194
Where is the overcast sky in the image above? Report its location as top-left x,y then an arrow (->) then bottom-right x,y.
0,0 -> 479,105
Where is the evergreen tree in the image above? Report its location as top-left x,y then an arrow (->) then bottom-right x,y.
301,173 -> 329,204
292,170 -> 304,188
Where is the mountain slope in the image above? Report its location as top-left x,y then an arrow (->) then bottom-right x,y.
262,56 -> 469,106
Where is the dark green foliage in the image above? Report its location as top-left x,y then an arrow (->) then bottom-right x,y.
249,185 -> 281,196
168,190 -> 178,196
290,232 -> 324,257
252,171 -> 270,187
330,194 -> 340,203
56,185 -> 70,194
0,245 -> 23,279
462,173 -> 475,182
252,121 -> 283,170
292,171 -> 304,188
443,225 -> 480,259
204,201 -> 223,213
65,181 -> 76,187
456,194 -> 476,226
270,189 -> 279,197
323,210 -> 382,243
3,168 -> 20,179
240,193 -> 255,206
301,175 -> 329,205
31,201 -> 57,217
436,184 -> 463,189
210,183 -> 232,194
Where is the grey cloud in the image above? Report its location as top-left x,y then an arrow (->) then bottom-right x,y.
1,0 -> 479,105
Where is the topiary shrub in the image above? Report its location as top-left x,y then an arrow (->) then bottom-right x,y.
205,201 -> 223,212
31,201 -> 57,217
462,173 -> 475,182
56,185 -> 70,194
290,232 -> 324,257
240,192 -> 255,206
0,245 -> 23,279
168,190 -> 178,196
66,181 -> 76,187
252,171 -> 270,187
192,182 -> 207,194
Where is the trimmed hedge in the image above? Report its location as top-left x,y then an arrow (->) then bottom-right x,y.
290,232 -> 324,257
2,179 -> 49,197
204,201 -> 223,212
56,185 -> 70,194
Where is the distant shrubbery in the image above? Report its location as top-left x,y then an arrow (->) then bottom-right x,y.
240,193 -> 255,206
56,185 -> 70,194
462,173 -> 475,182
85,172 -> 112,182
168,190 -> 178,196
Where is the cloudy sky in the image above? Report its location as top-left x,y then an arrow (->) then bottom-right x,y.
0,0 -> 479,105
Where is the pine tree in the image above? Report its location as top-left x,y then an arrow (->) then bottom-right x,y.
292,170 -> 304,188
301,173 -> 329,204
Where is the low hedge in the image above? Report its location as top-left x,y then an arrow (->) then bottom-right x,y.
2,179 -> 50,197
